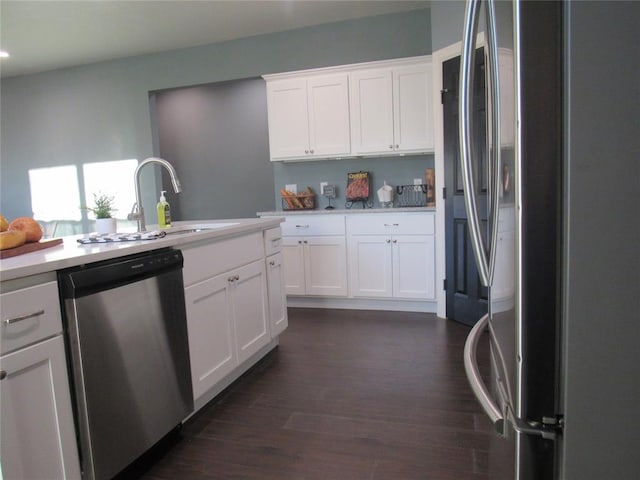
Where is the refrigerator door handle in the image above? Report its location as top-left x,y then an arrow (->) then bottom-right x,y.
484,0 -> 502,283
459,0 -> 501,288
463,314 -> 505,432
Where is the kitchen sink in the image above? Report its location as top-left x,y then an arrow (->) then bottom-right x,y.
162,223 -> 239,235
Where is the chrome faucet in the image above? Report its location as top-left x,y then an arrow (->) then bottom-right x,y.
128,157 -> 182,232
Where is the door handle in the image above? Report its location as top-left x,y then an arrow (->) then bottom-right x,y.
463,314 -> 504,432
459,0 -> 501,287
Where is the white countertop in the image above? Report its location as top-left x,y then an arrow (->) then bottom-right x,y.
0,218 -> 282,282
257,206 -> 435,216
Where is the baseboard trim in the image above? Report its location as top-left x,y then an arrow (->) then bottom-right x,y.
286,296 -> 437,313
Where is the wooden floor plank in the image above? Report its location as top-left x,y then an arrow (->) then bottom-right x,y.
133,308 -> 490,480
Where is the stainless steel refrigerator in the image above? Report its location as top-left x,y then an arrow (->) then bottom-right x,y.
458,1 -> 639,479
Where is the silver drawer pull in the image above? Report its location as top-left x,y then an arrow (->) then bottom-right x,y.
384,223 -> 399,227
4,310 -> 45,325
295,224 -> 310,228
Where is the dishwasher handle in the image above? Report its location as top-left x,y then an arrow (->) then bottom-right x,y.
59,248 -> 183,298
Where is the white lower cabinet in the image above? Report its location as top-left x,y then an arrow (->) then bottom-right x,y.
0,336 -> 81,480
347,213 -> 436,301
349,235 -> 435,299
0,280 -> 81,480
266,251 -> 288,337
182,231 -> 281,405
282,236 -> 348,296
185,274 -> 237,400
280,215 -> 348,297
185,259 -> 270,400
231,261 -> 270,364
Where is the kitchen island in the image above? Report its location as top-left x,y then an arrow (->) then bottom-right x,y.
0,217 -> 286,479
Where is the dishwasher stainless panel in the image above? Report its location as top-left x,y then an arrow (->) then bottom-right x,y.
59,248 -> 193,480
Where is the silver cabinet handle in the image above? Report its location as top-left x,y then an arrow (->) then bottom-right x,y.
383,223 -> 399,227
295,224 -> 310,228
459,0 -> 499,287
386,239 -> 391,243
463,314 -> 504,431
4,309 -> 45,325
392,239 -> 397,243
269,260 -> 276,266
389,145 -> 394,149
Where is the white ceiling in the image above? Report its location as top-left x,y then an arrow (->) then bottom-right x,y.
0,0 -> 429,78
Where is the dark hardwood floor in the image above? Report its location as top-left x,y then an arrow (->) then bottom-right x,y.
136,308 -> 492,479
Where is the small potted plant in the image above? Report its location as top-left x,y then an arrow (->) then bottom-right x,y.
83,192 -> 117,235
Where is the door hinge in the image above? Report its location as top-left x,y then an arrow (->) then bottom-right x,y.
442,187 -> 447,199
440,88 -> 449,104
509,409 -> 564,441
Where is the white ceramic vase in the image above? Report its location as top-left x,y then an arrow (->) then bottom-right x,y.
95,218 -> 117,235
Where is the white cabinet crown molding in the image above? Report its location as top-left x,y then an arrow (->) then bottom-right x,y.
262,55 -> 432,81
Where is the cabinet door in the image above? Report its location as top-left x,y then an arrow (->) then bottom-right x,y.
304,236 -> 348,297
0,336 -> 81,480
266,78 -> 310,159
307,74 -> 351,157
282,237 -> 306,295
185,275 -> 237,400
232,261 -> 270,364
392,235 -> 436,300
349,69 -> 395,155
393,63 -> 434,152
348,235 -> 393,298
266,252 -> 288,337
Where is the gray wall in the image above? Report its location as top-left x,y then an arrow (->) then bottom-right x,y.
154,78 -> 272,220
0,9 -> 431,225
431,0 -> 466,51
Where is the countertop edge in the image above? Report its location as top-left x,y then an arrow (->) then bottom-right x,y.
0,218 -> 283,282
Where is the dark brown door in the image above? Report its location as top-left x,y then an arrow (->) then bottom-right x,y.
443,51 -> 488,326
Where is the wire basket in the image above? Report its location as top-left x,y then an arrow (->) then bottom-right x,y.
281,193 -> 315,210
395,184 -> 427,207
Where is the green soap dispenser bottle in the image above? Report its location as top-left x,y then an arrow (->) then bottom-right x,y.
157,190 -> 171,228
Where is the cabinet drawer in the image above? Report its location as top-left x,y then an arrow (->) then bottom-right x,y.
347,213 -> 434,236
182,232 -> 263,286
264,227 -> 283,256
281,215 -> 345,236
1,281 -> 62,355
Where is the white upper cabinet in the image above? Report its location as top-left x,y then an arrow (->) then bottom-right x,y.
350,61 -> 434,155
264,55 -> 433,161
266,74 -> 351,161
392,63 -> 434,153
266,78 -> 309,160
349,69 -> 395,154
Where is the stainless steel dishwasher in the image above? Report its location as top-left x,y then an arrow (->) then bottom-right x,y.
58,248 -> 193,480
